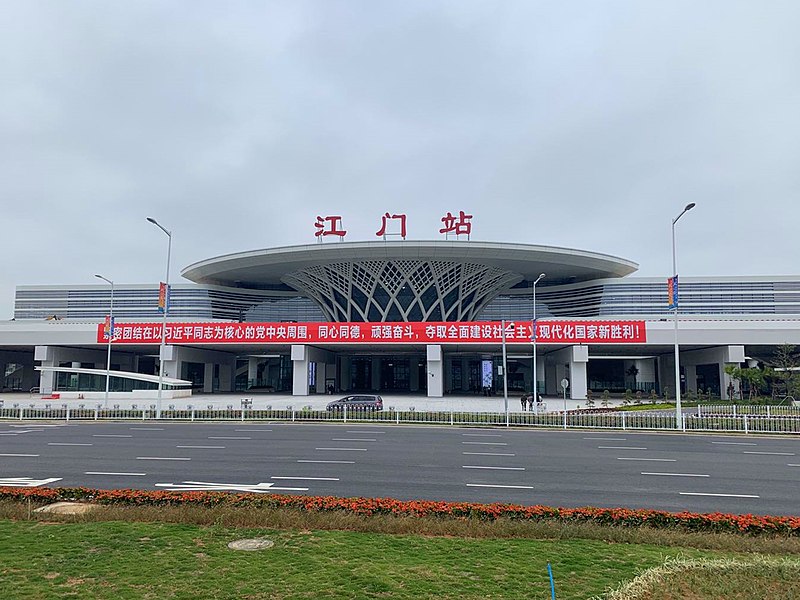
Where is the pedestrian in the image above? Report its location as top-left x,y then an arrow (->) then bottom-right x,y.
528,395 -> 534,411
520,395 -> 527,411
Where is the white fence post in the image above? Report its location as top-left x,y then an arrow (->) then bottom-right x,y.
744,415 -> 749,434
622,411 -> 626,430
66,407 -> 70,423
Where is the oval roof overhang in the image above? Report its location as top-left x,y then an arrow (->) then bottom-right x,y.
181,241 -> 638,287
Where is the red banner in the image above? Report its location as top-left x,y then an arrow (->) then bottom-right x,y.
158,282 -> 169,312
97,320 -> 646,345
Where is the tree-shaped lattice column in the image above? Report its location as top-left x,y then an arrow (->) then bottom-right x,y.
282,260 -> 521,322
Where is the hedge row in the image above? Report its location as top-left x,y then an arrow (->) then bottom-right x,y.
2,486 -> 798,536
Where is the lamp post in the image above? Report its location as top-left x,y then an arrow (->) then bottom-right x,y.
501,319 -> 514,426
95,274 -> 114,408
531,273 -> 545,414
671,202 -> 695,429
147,217 -> 172,419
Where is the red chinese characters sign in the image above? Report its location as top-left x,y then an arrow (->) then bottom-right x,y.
97,320 -> 646,345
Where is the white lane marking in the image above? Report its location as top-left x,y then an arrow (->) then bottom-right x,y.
93,434 -> 133,438
0,433 -> 18,436
346,430 -> 385,434
0,477 -> 61,487
271,476 -> 340,481
462,441 -> 508,446
462,452 -> 516,456
85,472 -> 146,476
332,438 -> 377,442
462,434 -> 503,437
788,464 -> 800,467
711,441 -> 757,446
130,427 -> 164,431
6,430 -> 43,434
176,445 -> 226,449
235,429 -> 273,432
208,436 -> 251,440
466,483 -> 533,490
462,465 -> 525,471
743,451 -> 795,456
136,457 -> 191,461
598,446 -> 648,450
679,492 -> 759,498
0,453 -> 39,457
315,447 -> 367,451
617,457 -> 676,462
155,481 -> 308,493
642,472 -> 710,477
584,437 -> 627,441
48,443 -> 92,446
297,460 -> 355,464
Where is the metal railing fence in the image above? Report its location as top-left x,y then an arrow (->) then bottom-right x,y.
2,405 -> 800,434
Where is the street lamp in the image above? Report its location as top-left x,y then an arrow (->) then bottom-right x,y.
501,319 -> 514,426
671,202 -> 695,429
95,274 -> 114,407
147,216 -> 172,419
531,273 -> 545,414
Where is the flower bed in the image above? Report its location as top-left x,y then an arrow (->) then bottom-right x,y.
2,486 -> 799,536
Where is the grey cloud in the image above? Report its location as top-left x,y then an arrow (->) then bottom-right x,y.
1,1 -> 799,317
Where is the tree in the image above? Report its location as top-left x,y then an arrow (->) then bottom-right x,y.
723,364 -> 743,401
740,367 -> 766,401
767,344 -> 800,400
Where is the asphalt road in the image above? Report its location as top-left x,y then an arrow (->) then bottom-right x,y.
1,421 -> 798,515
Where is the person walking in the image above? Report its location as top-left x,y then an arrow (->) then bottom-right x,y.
520,395 -> 527,411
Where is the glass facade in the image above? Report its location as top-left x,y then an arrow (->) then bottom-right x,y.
14,277 -> 800,323
479,279 -> 800,320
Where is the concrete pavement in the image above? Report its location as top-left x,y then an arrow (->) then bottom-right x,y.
0,391 -> 618,413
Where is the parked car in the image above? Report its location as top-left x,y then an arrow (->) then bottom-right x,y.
326,395 -> 384,412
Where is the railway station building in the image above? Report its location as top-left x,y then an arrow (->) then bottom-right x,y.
2,239 -> 800,401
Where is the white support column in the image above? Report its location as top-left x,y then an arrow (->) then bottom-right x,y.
570,345 -> 589,401
247,357 -> 259,388
34,346 -> 55,394
426,345 -> 443,397
161,345 -> 177,383
203,363 -> 214,393
291,345 -> 309,396
722,345 -> 745,400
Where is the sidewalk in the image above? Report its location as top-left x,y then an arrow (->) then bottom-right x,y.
0,391 -> 622,413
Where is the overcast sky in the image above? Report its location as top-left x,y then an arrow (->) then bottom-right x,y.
2,1 -> 799,319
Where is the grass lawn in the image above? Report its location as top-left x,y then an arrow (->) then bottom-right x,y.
2,517 -> 793,600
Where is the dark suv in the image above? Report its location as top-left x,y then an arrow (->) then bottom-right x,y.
326,395 -> 384,412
